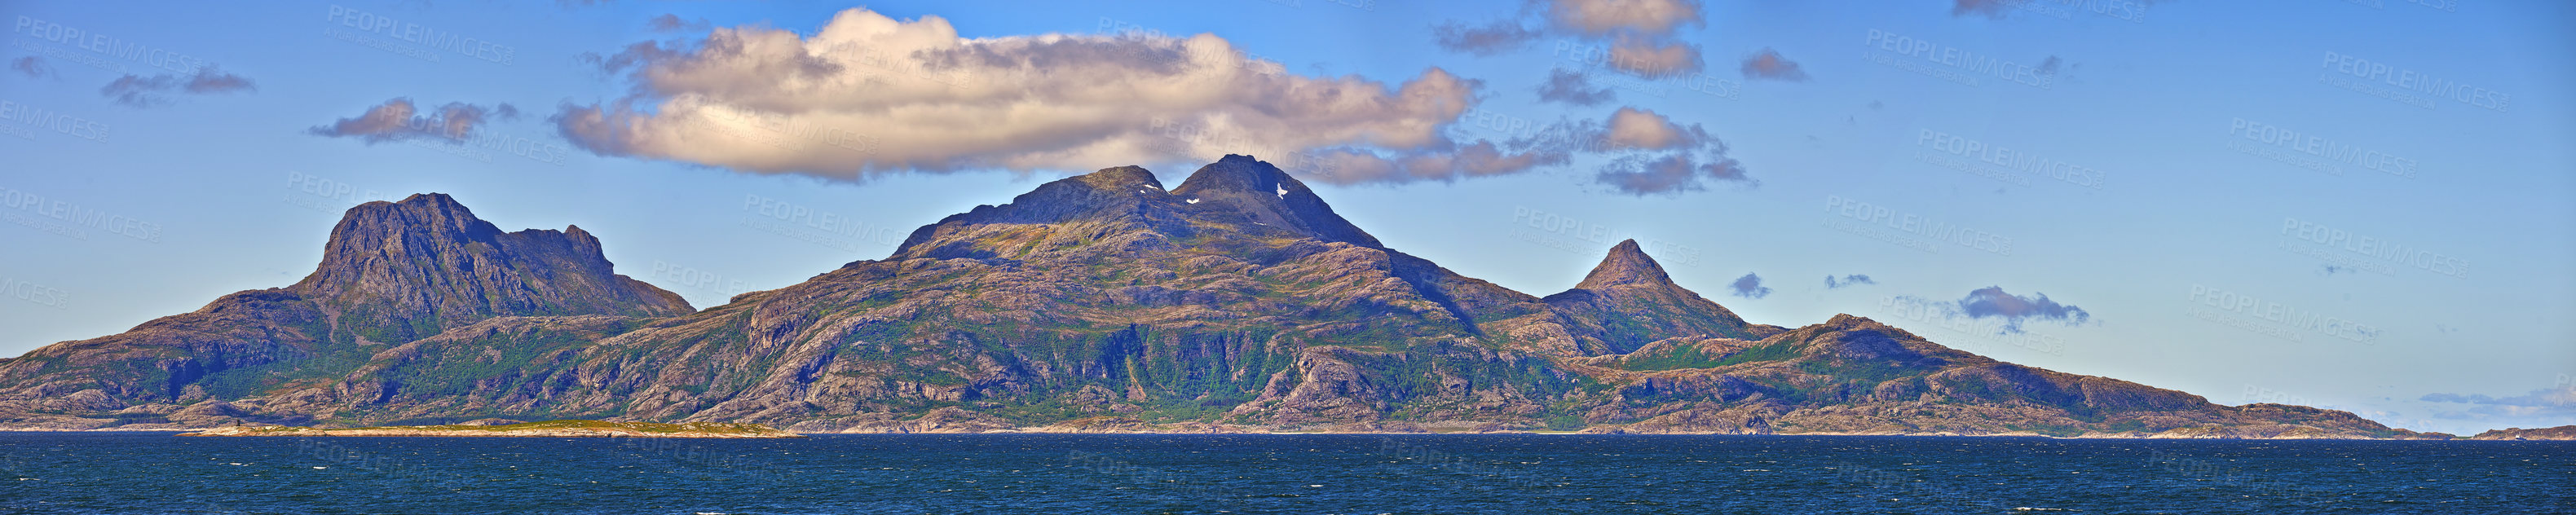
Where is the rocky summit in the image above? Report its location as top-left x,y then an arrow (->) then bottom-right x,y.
0,193 -> 690,429
0,157 -> 2447,438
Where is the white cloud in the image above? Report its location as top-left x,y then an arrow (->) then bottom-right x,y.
1548,0 -> 1705,36
311,98 -> 518,143
557,8 -> 1516,183
1604,107 -> 1701,150
1434,0 -> 1709,79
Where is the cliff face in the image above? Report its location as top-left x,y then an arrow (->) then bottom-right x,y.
0,158 -> 2437,438
291,193 -> 691,342
0,194 -> 688,429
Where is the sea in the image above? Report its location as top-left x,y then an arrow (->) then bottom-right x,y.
0,433 -> 2568,514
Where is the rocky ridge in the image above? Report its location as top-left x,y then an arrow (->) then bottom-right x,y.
180,420 -> 801,438
2467,425 -> 2576,440
0,156 -> 2458,439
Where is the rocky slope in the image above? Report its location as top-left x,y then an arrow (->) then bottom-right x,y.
1545,240 -> 1783,354
181,420 -> 800,438
2467,425 -> 2576,440
0,194 -> 689,429
0,156 -> 2445,438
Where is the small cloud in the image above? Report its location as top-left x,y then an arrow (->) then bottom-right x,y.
1738,47 -> 1807,81
99,66 -> 255,108
1595,152 -> 1747,195
1536,68 -> 1614,106
1431,20 -> 1542,56
646,14 -> 710,33
1430,0 -> 1706,79
1824,274 -> 1875,289
1729,272 -> 1771,299
1547,0 -> 1705,36
1604,35 -> 1703,78
2419,387 -> 2576,422
1954,286 -> 2089,332
1951,0 -> 2013,19
1603,107 -> 1704,151
1502,107 -> 1751,195
309,98 -> 519,143
10,56 -> 51,79
2421,388 -> 2576,407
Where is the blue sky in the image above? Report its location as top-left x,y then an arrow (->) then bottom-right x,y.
0,0 -> 2569,434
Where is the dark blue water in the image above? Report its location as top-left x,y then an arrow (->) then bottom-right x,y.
0,433 -> 2567,514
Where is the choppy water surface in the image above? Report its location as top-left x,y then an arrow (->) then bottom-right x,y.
0,433 -> 2568,514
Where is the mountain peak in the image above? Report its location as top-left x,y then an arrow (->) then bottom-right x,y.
290,192 -> 690,342
1076,165 -> 1164,191
1544,239 -> 1757,353
1574,239 -> 1674,289
1171,154 -> 1379,247
1173,154 -> 1288,195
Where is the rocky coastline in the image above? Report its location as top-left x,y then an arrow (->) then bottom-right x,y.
178,420 -> 804,438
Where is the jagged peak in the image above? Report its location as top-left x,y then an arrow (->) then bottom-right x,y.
1075,165 -> 1164,191
1573,240 -> 1675,289
1172,154 -> 1295,196
1822,313 -> 1880,328
1168,154 -> 1379,247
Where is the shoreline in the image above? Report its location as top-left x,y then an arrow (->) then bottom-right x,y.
174,420 -> 805,439
3,427 -> 2547,440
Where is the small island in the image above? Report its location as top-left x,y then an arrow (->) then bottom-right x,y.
2466,425 -> 2576,441
179,420 -> 805,438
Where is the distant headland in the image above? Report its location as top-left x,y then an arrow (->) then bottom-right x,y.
179,420 -> 804,438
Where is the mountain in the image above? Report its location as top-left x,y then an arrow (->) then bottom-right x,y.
0,157 -> 2445,438
0,194 -> 690,429
2468,425 -> 2576,440
1545,240 -> 1782,354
